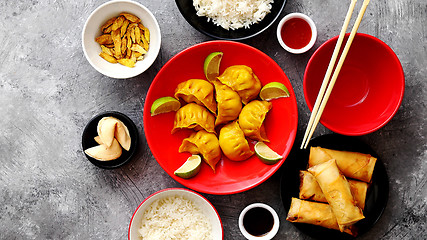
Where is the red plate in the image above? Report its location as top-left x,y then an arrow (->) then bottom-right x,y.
143,40 -> 298,195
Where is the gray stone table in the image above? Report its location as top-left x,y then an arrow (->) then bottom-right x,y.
0,0 -> 426,239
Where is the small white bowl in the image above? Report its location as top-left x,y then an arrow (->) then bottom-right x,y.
128,188 -> 223,240
82,0 -> 161,79
276,13 -> 317,54
238,203 -> 280,240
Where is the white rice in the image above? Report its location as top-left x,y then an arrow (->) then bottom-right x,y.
138,195 -> 212,240
193,0 -> 274,30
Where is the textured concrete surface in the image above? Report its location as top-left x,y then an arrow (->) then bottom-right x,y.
0,0 -> 426,239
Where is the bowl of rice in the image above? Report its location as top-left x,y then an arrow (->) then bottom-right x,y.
175,0 -> 287,40
128,188 -> 223,240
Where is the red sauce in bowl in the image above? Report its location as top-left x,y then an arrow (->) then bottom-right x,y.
281,17 -> 312,49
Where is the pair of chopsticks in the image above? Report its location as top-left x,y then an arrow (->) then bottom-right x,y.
300,0 -> 371,149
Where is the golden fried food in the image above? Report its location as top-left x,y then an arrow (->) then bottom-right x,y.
94,12 -> 150,68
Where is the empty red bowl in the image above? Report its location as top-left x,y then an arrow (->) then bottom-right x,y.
304,33 -> 404,135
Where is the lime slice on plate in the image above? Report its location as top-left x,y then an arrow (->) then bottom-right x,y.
254,142 -> 283,165
174,155 -> 202,179
204,52 -> 223,82
150,97 -> 181,116
259,82 -> 290,101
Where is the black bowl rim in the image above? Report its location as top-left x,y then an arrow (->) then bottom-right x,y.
81,111 -> 139,169
175,0 -> 287,40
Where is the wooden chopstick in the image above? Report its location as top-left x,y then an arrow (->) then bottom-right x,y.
300,0 -> 358,149
301,0 -> 371,149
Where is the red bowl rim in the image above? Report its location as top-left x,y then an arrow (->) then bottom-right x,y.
303,33 -> 405,135
128,188 -> 224,239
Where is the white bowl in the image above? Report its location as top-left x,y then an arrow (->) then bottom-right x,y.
82,0 -> 161,79
128,188 -> 223,240
238,203 -> 280,240
276,13 -> 317,54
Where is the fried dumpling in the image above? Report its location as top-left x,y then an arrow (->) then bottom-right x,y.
174,79 -> 217,115
239,100 -> 272,142
172,103 -> 215,134
179,130 -> 221,172
219,121 -> 254,161
217,65 -> 262,105
213,80 -> 242,126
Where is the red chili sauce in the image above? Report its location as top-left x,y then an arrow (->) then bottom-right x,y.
281,17 -> 312,49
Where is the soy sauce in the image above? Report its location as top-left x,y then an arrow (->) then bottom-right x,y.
243,207 -> 274,236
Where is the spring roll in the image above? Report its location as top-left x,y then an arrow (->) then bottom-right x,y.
308,159 -> 364,231
286,198 -> 357,236
309,147 -> 377,182
299,170 -> 368,210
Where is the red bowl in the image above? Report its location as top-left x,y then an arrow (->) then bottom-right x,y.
304,33 -> 404,135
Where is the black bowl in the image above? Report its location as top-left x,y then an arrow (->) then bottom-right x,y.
82,111 -> 138,169
175,0 -> 287,40
280,134 -> 389,239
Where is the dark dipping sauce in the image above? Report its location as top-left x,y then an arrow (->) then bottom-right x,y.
281,17 -> 312,49
243,207 -> 274,236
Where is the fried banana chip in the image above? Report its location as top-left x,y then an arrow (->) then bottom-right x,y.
95,34 -> 113,45
112,16 -> 125,31
139,23 -> 150,44
120,12 -> 141,23
130,51 -> 137,63
121,36 -> 127,55
130,44 -> 147,54
120,19 -> 129,37
135,27 -> 141,45
140,34 -> 149,51
118,59 -> 135,68
101,45 -> 114,56
101,17 -> 116,32
99,52 -> 117,63
103,25 -> 112,34
126,48 -> 131,59
111,29 -> 122,58
130,27 -> 136,43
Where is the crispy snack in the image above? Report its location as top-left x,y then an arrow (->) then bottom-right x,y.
118,59 -> 135,68
120,19 -> 130,37
99,52 -> 117,63
101,17 -> 116,32
111,29 -> 122,59
120,12 -> 141,23
95,34 -> 113,45
94,12 -> 150,68
112,16 -> 125,31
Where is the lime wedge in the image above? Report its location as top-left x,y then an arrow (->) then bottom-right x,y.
174,155 -> 202,179
204,52 -> 223,82
259,82 -> 290,101
254,142 -> 283,165
150,96 -> 181,116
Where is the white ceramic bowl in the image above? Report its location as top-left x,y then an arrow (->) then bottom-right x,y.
82,0 -> 161,79
276,13 -> 317,54
128,188 -> 223,240
238,203 -> 280,240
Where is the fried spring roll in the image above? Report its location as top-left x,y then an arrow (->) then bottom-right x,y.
309,147 -> 377,182
286,198 -> 357,236
308,159 -> 364,231
299,170 -> 368,210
